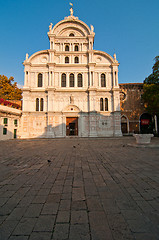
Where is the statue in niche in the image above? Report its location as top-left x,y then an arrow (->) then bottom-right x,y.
49,23 -> 53,31
70,95 -> 74,104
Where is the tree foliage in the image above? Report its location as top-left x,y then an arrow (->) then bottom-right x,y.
142,56 -> 159,116
0,75 -> 22,100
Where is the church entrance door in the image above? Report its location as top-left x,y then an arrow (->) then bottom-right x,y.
66,117 -> 78,136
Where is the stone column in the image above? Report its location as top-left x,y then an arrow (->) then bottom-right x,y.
48,72 -> 50,86
115,71 -> 119,86
92,72 -> 95,87
113,71 -> 116,87
66,73 -> 69,87
24,72 -> 28,86
98,73 -> 101,87
59,72 -> 61,87
52,72 -> 54,87
28,72 -> 30,87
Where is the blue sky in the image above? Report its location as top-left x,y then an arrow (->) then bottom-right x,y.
0,0 -> 159,87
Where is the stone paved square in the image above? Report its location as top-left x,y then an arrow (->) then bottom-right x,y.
0,137 -> 159,240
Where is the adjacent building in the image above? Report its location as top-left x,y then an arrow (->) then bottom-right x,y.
0,99 -> 21,140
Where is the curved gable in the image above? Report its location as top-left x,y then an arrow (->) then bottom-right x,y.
27,50 -> 49,65
93,51 -> 115,64
51,18 -> 91,37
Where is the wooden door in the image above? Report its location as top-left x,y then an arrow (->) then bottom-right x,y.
121,123 -> 127,134
66,117 -> 78,136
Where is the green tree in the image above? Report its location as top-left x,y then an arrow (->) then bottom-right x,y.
0,75 -> 22,100
142,56 -> 159,116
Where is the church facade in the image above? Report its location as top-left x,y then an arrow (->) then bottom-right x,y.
21,11 -> 122,138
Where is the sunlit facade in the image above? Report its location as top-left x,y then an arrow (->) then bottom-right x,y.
21,12 -> 122,138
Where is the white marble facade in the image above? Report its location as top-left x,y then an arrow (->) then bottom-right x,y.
21,12 -> 122,138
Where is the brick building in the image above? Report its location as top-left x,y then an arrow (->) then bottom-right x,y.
119,83 -> 145,134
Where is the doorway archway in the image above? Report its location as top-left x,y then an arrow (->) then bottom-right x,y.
121,115 -> 129,134
140,113 -> 153,133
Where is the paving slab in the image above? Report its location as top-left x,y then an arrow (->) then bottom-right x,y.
0,137 -> 159,239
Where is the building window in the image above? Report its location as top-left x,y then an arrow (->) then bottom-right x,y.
100,98 -> 108,111
61,73 -> 66,87
65,57 -> 69,63
69,33 -> 74,36
3,128 -> 7,135
70,74 -> 74,87
40,98 -> 44,111
36,98 -> 44,111
65,45 -> 69,51
75,45 -> 79,51
38,73 -> 43,87
100,98 -> 104,111
101,73 -> 106,87
3,118 -> 8,126
36,98 -> 39,111
75,57 -> 79,63
14,119 -> 18,127
105,98 -> 108,111
78,73 -> 83,87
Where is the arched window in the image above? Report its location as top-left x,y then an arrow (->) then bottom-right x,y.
40,98 -> 44,111
75,45 -> 79,51
100,98 -> 104,111
65,57 -> 69,63
65,45 -> 69,51
78,74 -> 83,87
105,98 -> 108,111
101,74 -> 106,87
70,74 -> 74,87
69,33 -> 74,36
38,73 -> 43,87
61,73 -> 66,87
36,98 -> 39,111
75,56 -> 79,63
36,98 -> 44,111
